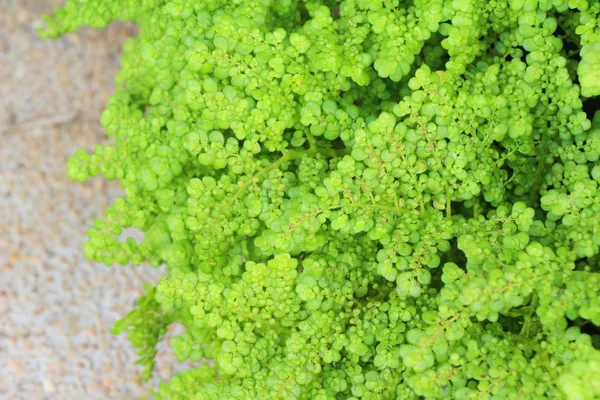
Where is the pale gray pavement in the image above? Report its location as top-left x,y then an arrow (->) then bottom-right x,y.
0,2 -> 185,399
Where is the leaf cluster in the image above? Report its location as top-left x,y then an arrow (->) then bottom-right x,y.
43,0 -> 600,399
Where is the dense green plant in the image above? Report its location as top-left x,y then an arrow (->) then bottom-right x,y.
42,0 -> 600,398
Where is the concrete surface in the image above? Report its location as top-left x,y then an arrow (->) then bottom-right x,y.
0,2 -> 182,399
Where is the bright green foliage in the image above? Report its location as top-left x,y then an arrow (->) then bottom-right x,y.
42,0 -> 600,399
111,283 -> 173,382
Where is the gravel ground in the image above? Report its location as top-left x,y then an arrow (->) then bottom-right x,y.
0,2 -> 182,399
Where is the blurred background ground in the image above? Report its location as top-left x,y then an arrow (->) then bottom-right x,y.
0,2 -> 181,399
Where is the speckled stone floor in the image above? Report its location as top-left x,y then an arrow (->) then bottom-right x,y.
0,2 -> 182,399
